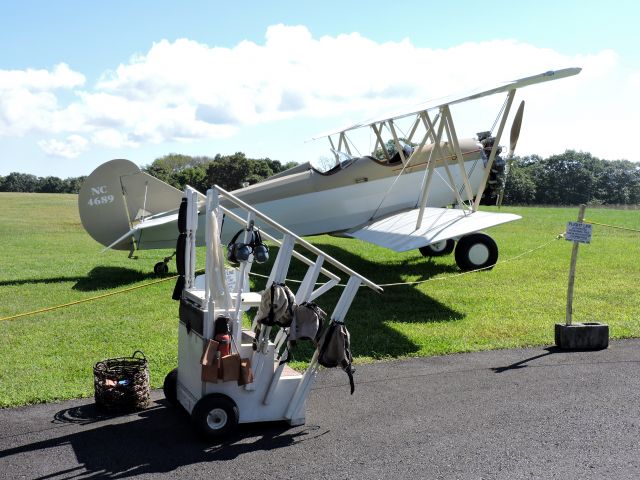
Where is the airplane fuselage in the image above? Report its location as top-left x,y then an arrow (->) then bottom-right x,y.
221,138 -> 486,241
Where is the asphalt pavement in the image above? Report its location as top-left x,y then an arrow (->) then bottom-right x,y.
2,339 -> 640,479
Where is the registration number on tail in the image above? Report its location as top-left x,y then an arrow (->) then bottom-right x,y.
87,186 -> 115,206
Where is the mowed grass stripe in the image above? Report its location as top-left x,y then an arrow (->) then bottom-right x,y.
0,193 -> 638,406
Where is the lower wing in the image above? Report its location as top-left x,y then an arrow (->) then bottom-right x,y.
345,207 -> 521,252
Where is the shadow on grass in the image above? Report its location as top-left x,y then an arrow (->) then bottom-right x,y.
72,266 -> 157,291
248,241 -> 464,361
0,400 -> 326,479
0,267 -> 156,292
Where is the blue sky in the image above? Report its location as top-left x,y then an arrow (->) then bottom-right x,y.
1,0 -> 638,177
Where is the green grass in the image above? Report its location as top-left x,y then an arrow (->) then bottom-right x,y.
0,193 -> 638,407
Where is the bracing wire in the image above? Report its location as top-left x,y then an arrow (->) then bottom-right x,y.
490,95 -> 509,135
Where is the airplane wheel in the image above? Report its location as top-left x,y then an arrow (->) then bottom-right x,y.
192,394 -> 239,441
163,368 -> 178,407
419,239 -> 455,257
154,262 -> 169,276
454,233 -> 498,271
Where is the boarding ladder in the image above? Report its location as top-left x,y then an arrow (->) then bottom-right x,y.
177,185 -> 382,426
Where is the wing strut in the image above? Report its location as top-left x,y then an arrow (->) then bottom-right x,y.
472,89 -> 516,211
442,105 -> 474,204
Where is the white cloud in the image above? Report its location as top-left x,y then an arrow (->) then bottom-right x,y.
0,63 -> 85,137
38,134 -> 89,158
0,63 -> 85,90
628,72 -> 640,89
0,26 -> 636,161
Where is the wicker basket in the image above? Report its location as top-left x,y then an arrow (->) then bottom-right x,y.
93,350 -> 150,412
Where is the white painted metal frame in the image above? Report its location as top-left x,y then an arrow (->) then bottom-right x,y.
176,184 -> 381,428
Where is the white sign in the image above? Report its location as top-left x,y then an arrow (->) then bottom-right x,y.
565,222 -> 592,243
225,267 -> 238,291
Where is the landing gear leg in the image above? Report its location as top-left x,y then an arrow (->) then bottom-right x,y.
154,251 -> 176,276
128,241 -> 138,259
419,239 -> 455,257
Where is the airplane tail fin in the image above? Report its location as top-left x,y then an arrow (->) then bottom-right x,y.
78,159 -> 183,250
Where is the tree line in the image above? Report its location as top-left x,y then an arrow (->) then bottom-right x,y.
143,152 -> 298,193
0,152 -> 297,196
0,173 -> 86,194
501,150 -> 640,205
1,150 -> 638,206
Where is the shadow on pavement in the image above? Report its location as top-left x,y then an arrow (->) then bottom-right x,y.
491,347 -> 562,373
1,400 -> 327,479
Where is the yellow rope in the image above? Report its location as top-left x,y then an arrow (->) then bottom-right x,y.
375,236 -> 561,287
0,231 -> 570,322
248,235 -> 562,287
584,219 -> 640,234
0,274 -> 179,322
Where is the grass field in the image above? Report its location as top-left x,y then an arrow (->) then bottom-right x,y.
0,192 -> 638,407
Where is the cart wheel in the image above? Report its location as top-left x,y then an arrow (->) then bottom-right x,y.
419,239 -> 455,257
192,394 -> 239,440
163,368 -> 178,407
154,261 -> 169,276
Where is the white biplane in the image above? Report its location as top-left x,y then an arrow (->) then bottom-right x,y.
78,68 -> 581,274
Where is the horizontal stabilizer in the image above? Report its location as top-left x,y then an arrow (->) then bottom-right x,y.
101,212 -> 181,252
346,208 -> 521,252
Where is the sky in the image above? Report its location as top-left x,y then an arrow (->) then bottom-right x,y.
1,0 -> 639,178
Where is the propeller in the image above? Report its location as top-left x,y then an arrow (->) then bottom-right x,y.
497,100 -> 525,207
509,100 -> 525,154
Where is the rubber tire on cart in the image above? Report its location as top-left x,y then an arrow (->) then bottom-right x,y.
163,368 -> 178,407
154,261 -> 169,276
419,239 -> 455,257
192,394 -> 239,440
454,233 -> 498,272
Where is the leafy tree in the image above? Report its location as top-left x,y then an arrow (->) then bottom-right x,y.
141,152 -> 298,193
501,151 -> 640,206
176,165 -> 208,193
595,159 -> 640,205
144,153 -> 207,188
38,176 -> 65,193
0,172 -> 39,192
531,151 -> 599,205
206,153 -> 250,191
63,176 -> 86,194
502,158 -> 537,204
281,161 -> 298,171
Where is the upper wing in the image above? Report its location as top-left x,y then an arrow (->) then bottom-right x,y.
312,68 -> 581,140
345,207 -> 521,252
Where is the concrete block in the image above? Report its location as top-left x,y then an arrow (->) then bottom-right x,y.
555,322 -> 609,350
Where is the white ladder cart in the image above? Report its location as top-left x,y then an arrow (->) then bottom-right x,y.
163,185 -> 382,439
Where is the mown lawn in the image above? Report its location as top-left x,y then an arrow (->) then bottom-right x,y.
0,192 -> 638,407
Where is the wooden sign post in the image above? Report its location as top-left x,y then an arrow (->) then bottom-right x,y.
565,204 -> 589,325
555,204 -> 607,350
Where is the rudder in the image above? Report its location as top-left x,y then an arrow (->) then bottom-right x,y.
78,159 -> 183,250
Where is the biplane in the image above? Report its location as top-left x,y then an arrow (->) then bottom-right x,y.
78,68 -> 581,274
